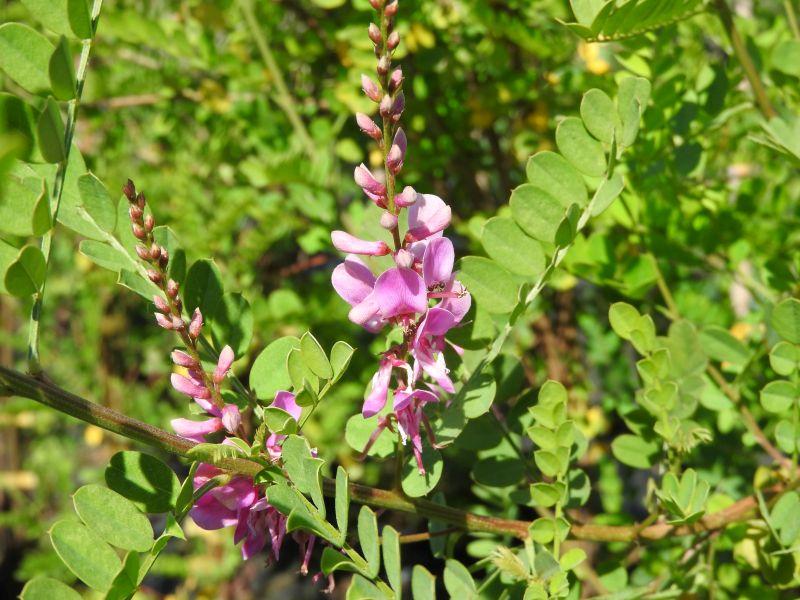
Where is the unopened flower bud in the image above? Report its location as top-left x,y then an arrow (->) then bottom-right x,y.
395,185 -> 418,207
153,294 -> 170,313
393,127 -> 407,154
368,0 -> 383,8
155,313 -> 173,330
394,248 -> 414,268
380,211 -> 398,230
387,144 -> 404,174
189,308 -> 203,339
147,269 -> 162,284
150,243 -> 161,260
354,164 -> 387,197
166,279 -> 179,298
144,214 -> 155,232
377,55 -> 390,76
135,244 -> 149,261
171,350 -> 196,367
387,31 -> 400,50
221,404 -> 241,433
132,223 -> 146,240
123,179 -> 136,201
388,68 -> 403,92
356,113 -> 382,140
135,192 -> 146,210
171,316 -> 185,330
379,94 -> 393,117
391,92 -> 405,121
159,249 -> 169,269
361,74 -> 381,102
385,0 -> 398,17
129,205 -> 143,222
368,23 -> 381,45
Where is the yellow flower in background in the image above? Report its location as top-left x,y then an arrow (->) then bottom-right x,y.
526,100 -> 549,133
405,23 -> 436,53
578,41 -> 611,75
84,425 -> 104,447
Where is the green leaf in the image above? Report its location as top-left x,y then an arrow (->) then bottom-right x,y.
617,77 -> 651,148
382,525 -> 402,595
183,258 -> 224,315
530,482 -> 566,507
0,171 -> 44,235
556,116 -> 606,177
77,172 -> 116,232
262,406 -> 298,435
48,36 -> 76,100
481,216 -> 546,278
699,326 -> 749,366
301,331 -> 334,379
580,88 -> 618,144
5,245 -> 46,297
357,506 -> 381,578
330,340 -> 355,380
444,559 -> 477,598
250,336 -> 301,401
775,419 -> 799,455
73,484 -> 154,552
402,445 -> 443,497
770,342 -> 800,376
457,256 -> 518,314
105,551 -> 140,600
104,451 -> 181,513
37,97 -> 66,163
760,380 -> 796,414
526,151 -> 588,208
411,565 -> 436,600
510,184 -> 565,243
589,172 -> 624,216
473,455 -> 525,487
772,298 -> 800,344
462,371 -> 497,419
79,240 -> 130,271
49,520 -> 121,592
20,577 -> 81,600
320,547 -> 365,576
530,518 -> 556,544
67,0 -> 93,39
346,413 -> 394,458
0,23 -> 54,94
347,575 -> 385,600
335,466 -> 349,544
211,292 -> 253,357
559,548 -> 587,571
31,179 -> 52,235
21,0 -> 73,36
569,0 -> 605,24
534,450 -> 564,478
611,434 -> 660,469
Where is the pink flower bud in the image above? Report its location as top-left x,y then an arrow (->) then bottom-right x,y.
147,269 -> 162,284
356,113 -> 382,140
167,279 -> 179,298
129,205 -> 143,221
171,350 -> 196,367
395,186 -> 418,207
387,31 -> 400,50
171,373 -> 210,399
159,249 -> 169,268
135,192 -> 146,210
380,211 -> 398,230
153,295 -> 170,313
385,1 -> 398,17
214,345 -> 235,383
379,94 -> 393,117
171,315 -> 185,330
144,214 -> 155,232
361,74 -> 381,102
331,231 -> 391,256
387,144 -> 404,174
354,164 -> 386,197
391,92 -> 405,121
368,23 -> 381,45
132,223 -> 146,240
150,243 -> 161,260
393,128 -> 407,154
394,248 -> 414,268
189,308 -> 203,339
388,68 -> 403,92
377,55 -> 390,76
369,0 -> 383,8
155,313 -> 173,330
135,245 -> 149,261
221,404 -> 241,433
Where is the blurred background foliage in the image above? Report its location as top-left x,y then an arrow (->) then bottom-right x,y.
1,0 -> 799,597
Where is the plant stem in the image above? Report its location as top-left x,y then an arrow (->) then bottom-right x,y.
238,0 -> 315,158
0,364 -> 793,543
712,0 -> 777,119
28,0 -> 104,374
784,0 -> 800,39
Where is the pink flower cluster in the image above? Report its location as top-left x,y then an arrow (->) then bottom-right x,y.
330,0 -> 470,473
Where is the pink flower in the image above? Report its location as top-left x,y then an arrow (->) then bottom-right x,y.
394,387 -> 439,474
171,372 -> 210,399
213,345 -> 235,384
331,255 -> 385,332
170,417 -> 224,443
354,163 -> 386,205
412,307 -> 459,393
406,194 -> 451,242
266,390 -> 302,459
331,231 -> 391,256
370,267 -> 428,320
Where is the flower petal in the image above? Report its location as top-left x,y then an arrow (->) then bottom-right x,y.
407,194 -> 451,241
332,231 -> 391,256
171,417 -> 223,443
372,267 -> 428,319
423,237 -> 455,287
363,359 -> 393,418
272,390 -> 302,422
332,255 -> 376,307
